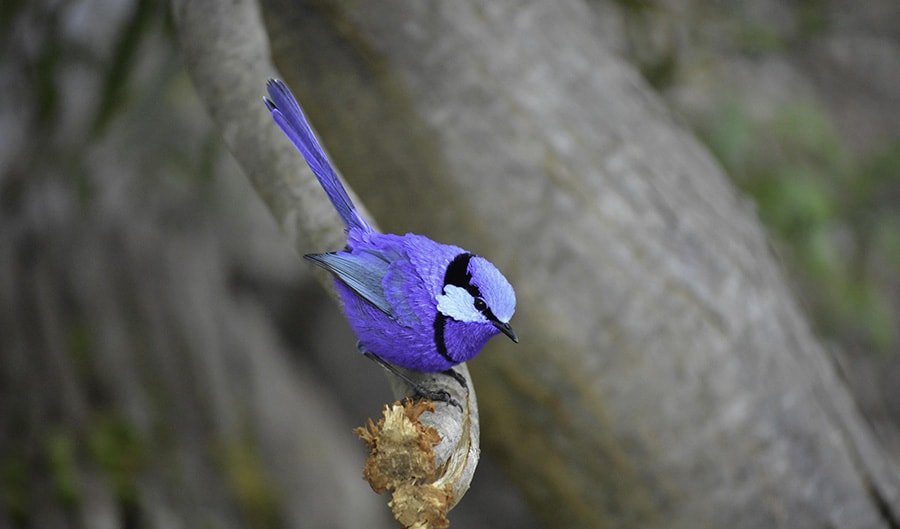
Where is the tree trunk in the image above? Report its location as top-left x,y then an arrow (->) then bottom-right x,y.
259,1 -> 900,527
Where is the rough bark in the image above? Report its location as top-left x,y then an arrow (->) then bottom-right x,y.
586,0 -> 900,465
169,0 -> 481,519
258,1 -> 900,528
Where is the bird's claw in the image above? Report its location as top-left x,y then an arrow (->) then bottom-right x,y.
362,349 -> 464,411
413,388 -> 462,412
441,368 -> 468,390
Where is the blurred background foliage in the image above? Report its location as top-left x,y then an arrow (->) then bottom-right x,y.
608,0 -> 900,361
705,100 -> 899,355
602,0 -> 900,460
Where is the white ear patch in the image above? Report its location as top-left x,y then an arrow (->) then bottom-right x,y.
436,285 -> 486,323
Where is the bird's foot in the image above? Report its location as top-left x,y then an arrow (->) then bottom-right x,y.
410,387 -> 462,412
441,368 -> 468,390
361,347 -> 463,411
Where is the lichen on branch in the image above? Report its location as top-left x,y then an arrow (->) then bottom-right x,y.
356,400 -> 454,529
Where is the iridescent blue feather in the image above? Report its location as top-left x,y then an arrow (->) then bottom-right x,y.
264,79 -> 517,373
265,79 -> 370,233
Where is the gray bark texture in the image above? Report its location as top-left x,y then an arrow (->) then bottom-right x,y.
257,1 -> 900,528
169,0 -> 481,515
590,0 -> 900,466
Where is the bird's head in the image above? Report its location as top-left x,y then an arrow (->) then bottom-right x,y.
436,253 -> 518,342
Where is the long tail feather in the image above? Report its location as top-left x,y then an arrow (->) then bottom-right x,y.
264,79 -> 371,232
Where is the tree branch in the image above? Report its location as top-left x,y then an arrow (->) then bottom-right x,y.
258,1 -> 900,527
169,0 -> 480,525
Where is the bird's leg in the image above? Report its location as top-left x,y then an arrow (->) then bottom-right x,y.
441,368 -> 468,390
359,345 -> 462,411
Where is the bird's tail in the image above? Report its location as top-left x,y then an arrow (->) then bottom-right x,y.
264,79 -> 371,233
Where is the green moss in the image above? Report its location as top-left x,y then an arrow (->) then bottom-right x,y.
46,431 -> 80,508
1,454 -> 28,526
705,102 -> 754,178
640,51 -> 678,91
796,0 -> 830,37
219,438 -> 283,529
873,214 -> 900,269
702,101 -> 900,356
737,24 -> 786,55
88,415 -> 145,505
753,167 -> 834,243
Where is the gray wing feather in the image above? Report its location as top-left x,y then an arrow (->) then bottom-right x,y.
305,252 -> 393,316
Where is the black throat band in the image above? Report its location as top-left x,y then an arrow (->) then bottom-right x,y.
433,252 -> 473,364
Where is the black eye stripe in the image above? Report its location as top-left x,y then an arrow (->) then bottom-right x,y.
443,253 -> 474,290
442,252 -> 497,322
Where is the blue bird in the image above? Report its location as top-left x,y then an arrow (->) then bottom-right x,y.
263,79 -> 517,386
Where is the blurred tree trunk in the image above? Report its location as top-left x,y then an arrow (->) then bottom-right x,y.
0,2 -> 391,528
258,1 -> 900,528
586,0 -> 900,465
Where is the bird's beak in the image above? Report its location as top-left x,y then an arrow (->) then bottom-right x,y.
494,321 -> 519,343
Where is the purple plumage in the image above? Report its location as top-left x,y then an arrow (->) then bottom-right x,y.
264,79 -> 517,373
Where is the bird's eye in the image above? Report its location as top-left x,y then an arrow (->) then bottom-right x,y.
474,297 -> 487,311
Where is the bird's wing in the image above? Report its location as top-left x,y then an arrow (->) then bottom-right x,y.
304,252 -> 393,316
382,259 -> 427,327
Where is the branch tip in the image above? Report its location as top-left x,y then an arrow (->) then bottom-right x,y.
356,400 -> 454,528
